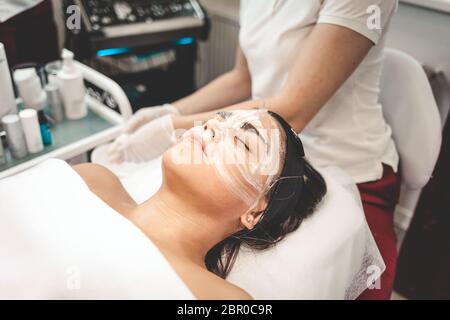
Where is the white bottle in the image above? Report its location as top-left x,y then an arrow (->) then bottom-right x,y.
0,42 -> 18,118
57,49 -> 87,120
19,109 -> 44,154
13,67 -> 46,111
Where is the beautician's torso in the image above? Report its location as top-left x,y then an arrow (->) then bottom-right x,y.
73,163 -> 252,300
240,0 -> 399,183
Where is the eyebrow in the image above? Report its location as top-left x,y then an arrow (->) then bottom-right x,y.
217,111 -> 232,120
217,111 -> 267,145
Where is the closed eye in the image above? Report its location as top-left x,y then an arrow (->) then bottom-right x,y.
234,136 -> 250,152
241,122 -> 266,145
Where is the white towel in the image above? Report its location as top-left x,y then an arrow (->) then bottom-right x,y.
0,159 -> 194,300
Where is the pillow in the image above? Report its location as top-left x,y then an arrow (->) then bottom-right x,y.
227,168 -> 381,299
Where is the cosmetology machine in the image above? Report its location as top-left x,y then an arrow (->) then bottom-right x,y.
63,0 -> 209,110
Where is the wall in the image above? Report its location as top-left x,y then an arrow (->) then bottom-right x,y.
387,3 -> 450,97
196,0 -> 240,87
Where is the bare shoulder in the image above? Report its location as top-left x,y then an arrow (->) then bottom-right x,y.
73,163 -> 126,194
181,262 -> 253,300
73,163 -> 119,184
220,281 -> 253,300
164,252 -> 253,300
197,273 -> 253,300
72,163 -> 137,213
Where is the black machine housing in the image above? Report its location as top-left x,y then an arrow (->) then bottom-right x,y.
63,0 -> 210,110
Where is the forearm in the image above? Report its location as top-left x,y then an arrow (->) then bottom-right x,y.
174,24 -> 373,133
172,69 -> 252,115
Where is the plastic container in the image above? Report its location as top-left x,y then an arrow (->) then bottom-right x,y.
45,83 -> 65,123
19,109 -> 44,154
1,114 -> 28,159
57,49 -> 87,120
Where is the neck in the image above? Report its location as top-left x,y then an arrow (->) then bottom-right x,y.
129,186 -> 232,268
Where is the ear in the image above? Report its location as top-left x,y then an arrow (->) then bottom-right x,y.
240,200 -> 267,230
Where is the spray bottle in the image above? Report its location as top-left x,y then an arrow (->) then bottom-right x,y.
57,49 -> 87,120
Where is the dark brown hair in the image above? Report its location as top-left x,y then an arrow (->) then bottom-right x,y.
205,112 -> 327,279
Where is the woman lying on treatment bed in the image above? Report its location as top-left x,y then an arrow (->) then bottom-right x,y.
74,109 -> 326,300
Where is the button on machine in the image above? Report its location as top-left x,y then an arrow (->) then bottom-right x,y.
64,0 -> 209,110
76,0 -> 205,31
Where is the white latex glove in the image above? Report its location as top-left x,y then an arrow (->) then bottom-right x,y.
125,104 -> 179,134
108,114 -> 176,164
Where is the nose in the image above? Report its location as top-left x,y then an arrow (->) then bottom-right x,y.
186,126 -> 205,150
203,122 -> 216,142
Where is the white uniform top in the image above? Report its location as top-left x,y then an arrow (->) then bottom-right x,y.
240,0 -> 399,183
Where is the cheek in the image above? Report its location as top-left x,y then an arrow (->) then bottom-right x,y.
162,149 -> 249,216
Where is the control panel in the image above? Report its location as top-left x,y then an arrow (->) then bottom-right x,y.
78,0 -> 203,29
73,0 -> 207,49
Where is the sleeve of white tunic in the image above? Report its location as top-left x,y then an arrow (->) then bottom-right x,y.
318,0 -> 399,44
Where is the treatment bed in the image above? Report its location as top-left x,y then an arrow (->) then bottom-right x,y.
0,155 -> 384,300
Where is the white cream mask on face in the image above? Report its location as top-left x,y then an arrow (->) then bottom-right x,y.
201,109 -> 284,212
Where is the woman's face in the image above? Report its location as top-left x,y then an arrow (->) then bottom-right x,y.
162,110 -> 285,223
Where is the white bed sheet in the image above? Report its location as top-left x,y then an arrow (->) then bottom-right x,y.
0,159 -> 194,300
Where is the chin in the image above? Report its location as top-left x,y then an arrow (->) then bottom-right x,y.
166,138 -> 206,166
162,140 -> 207,186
